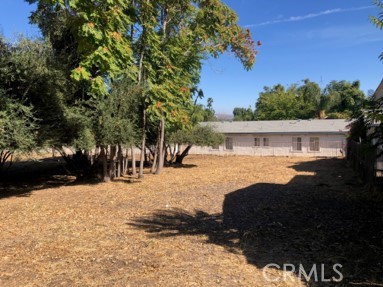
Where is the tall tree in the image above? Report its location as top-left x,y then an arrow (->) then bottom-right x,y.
323,80 -> 365,119
296,79 -> 321,119
27,0 -> 136,95
254,84 -> 301,120
233,107 -> 254,121
235,79 -> 365,121
0,88 -> 37,175
27,0 -> 257,179
0,36 -> 78,148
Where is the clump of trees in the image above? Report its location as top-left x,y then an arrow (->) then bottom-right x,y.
168,125 -> 224,164
233,79 -> 366,121
0,0 -> 257,180
0,88 -> 37,174
348,0 -> 383,149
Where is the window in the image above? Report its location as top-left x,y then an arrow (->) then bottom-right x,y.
254,137 -> 260,147
263,138 -> 270,147
309,137 -> 320,151
292,137 -> 302,151
225,137 -> 233,150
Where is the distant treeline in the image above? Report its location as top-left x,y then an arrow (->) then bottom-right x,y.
233,79 -> 368,121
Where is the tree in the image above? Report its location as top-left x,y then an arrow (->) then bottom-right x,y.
168,125 -> 224,164
233,107 -> 254,121
88,80 -> 139,181
348,95 -> 383,160
254,84 -> 301,120
191,103 -> 217,123
193,97 -> 217,122
0,35 -> 108,180
205,97 -> 217,121
26,0 -> 257,180
234,79 -> 365,121
296,79 -> 321,119
351,0 -> 383,151
27,0 -> 136,96
323,80 -> 365,119
0,88 -> 37,175
133,0 -> 257,174
0,36 -> 84,149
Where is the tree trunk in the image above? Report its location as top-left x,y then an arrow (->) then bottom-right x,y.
109,145 -> 117,180
131,146 -> 136,176
175,145 -> 192,165
319,109 -> 326,119
151,119 -> 161,173
123,150 -> 129,175
118,144 -> 123,177
155,117 -> 165,174
170,144 -> 178,164
0,151 -> 13,177
137,18 -> 146,178
151,147 -> 158,173
100,146 -> 110,182
164,144 -> 168,164
0,151 -> 12,171
144,147 -> 148,165
139,108 -> 146,178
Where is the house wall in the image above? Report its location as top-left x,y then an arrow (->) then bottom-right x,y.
190,133 -> 347,157
373,79 -> 383,100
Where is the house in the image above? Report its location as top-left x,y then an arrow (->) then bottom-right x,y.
191,119 -> 350,157
370,79 -> 383,176
373,79 -> 383,100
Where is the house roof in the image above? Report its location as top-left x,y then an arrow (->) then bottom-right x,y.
200,119 -> 350,134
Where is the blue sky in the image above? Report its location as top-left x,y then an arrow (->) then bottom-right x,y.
201,0 -> 383,113
0,0 -> 382,114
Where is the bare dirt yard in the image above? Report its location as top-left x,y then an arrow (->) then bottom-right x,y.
0,155 -> 382,287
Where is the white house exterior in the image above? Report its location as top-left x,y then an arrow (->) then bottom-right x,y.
373,79 -> 383,100
371,79 -> 383,172
191,119 -> 350,157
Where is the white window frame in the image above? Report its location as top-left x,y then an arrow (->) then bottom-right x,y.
263,137 -> 270,147
254,137 -> 261,147
292,137 -> 302,151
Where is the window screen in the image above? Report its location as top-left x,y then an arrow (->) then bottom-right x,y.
292,137 -> 302,151
225,137 -> 233,150
309,137 -> 319,151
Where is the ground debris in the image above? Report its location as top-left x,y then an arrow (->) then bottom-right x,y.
0,155 -> 382,286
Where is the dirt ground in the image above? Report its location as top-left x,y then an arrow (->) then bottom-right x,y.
0,155 -> 382,287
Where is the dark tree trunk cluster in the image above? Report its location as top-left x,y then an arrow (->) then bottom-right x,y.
56,145 -> 138,182
175,145 -> 192,165
0,150 -> 14,177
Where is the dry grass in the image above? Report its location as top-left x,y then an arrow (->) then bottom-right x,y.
0,155 -> 382,287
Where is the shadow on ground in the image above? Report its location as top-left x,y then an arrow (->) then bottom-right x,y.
0,157 -> 100,199
130,159 -> 383,287
169,163 -> 198,169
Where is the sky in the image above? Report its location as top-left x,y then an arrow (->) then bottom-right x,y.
0,0 -> 382,114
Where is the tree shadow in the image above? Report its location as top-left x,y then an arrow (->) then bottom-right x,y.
169,163 -> 198,169
0,157 -> 80,199
130,159 -> 383,286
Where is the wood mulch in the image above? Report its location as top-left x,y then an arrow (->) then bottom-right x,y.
0,155 -> 382,287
